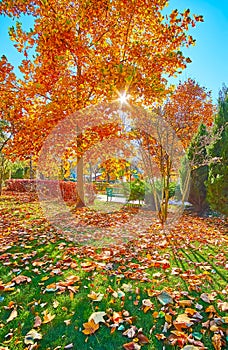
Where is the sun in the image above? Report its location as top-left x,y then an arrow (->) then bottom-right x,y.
118,91 -> 130,105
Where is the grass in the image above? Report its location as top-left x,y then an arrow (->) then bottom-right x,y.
0,192 -> 227,349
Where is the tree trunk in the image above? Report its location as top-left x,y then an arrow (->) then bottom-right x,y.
0,176 -> 3,196
76,150 -> 85,208
158,156 -> 171,226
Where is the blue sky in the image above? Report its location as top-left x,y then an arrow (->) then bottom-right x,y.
168,0 -> 228,102
0,0 -> 227,103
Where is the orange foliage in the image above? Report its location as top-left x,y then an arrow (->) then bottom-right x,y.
164,78 -> 215,148
0,1 -> 204,159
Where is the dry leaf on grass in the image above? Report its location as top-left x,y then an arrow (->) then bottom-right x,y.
88,311 -> 106,324
24,329 -> 42,345
12,275 -> 31,284
82,319 -> 99,335
6,308 -> 17,323
33,316 -> 42,328
42,310 -> 56,324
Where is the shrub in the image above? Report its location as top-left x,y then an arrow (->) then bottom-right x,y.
5,179 -> 36,192
206,86 -> 228,216
180,124 -> 209,214
5,179 -> 96,204
144,180 -> 177,210
129,179 -> 145,202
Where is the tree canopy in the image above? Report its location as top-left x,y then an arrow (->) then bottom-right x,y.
0,0 -> 204,159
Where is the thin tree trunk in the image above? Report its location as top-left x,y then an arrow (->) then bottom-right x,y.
77,154 -> 85,207
76,125 -> 85,207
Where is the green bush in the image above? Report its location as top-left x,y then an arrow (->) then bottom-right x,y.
206,86 -> 228,216
180,124 -> 209,213
129,178 -> 145,202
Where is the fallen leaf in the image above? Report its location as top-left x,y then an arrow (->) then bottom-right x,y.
205,305 -> 216,313
217,301 -> 228,312
176,313 -> 192,324
142,299 -> 154,313
185,308 -> 198,316
88,311 -> 106,324
178,300 -> 193,307
87,291 -> 104,301
165,313 -> 172,323
82,319 -> 99,335
24,329 -> 42,345
6,308 -> 17,323
53,300 -> 59,308
34,316 -> 42,328
12,275 -> 31,284
42,310 -> 56,324
155,333 -> 166,340
112,311 -> 123,325
122,283 -> 133,292
64,319 -> 71,326
200,293 -> 210,303
137,331 -> 150,344
123,326 -> 137,338
123,341 -> 141,350
157,291 -> 173,305
212,333 -> 222,350
171,330 -> 188,338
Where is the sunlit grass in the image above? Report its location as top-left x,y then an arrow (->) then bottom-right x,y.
0,193 -> 227,349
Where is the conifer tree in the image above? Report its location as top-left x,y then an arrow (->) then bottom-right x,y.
206,86 -> 228,215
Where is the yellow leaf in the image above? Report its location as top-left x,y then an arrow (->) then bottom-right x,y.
212,333 -> 222,350
87,291 -> 104,301
165,314 -> 172,323
178,300 -> 192,307
42,310 -> 55,324
82,319 -> 99,335
53,300 -> 59,308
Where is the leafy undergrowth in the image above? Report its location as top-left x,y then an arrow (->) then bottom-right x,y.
0,192 -> 227,350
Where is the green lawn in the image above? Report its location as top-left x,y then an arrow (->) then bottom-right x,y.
0,192 -> 227,350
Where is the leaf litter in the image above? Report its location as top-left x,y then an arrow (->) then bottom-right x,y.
0,192 -> 227,349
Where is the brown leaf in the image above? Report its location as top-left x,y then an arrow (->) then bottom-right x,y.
205,305 -> 216,313
12,275 -> 31,284
123,326 -> 137,338
212,334 -> 222,350
137,331 -> 150,344
6,308 -> 17,323
34,316 -> 42,328
217,301 -> 228,312
123,342 -> 141,350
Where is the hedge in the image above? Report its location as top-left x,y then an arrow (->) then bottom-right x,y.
5,179 -> 96,203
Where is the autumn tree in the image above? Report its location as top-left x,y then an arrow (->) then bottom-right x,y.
0,120 -> 11,194
129,107 -> 183,225
130,80 -> 214,224
164,78 -> 214,148
99,158 -> 130,183
0,0 -> 204,205
206,85 -> 228,216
